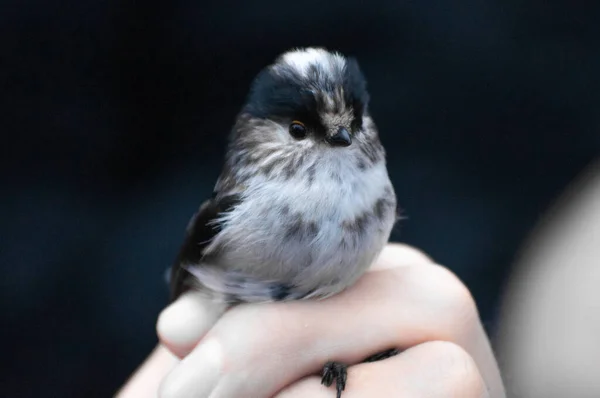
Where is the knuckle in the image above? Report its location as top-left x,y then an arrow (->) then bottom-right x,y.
426,341 -> 487,397
385,243 -> 435,265
435,265 -> 477,314
158,375 -> 183,398
224,304 -> 299,362
158,339 -> 224,398
411,264 -> 479,336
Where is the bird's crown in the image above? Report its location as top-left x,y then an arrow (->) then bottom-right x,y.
244,47 -> 369,127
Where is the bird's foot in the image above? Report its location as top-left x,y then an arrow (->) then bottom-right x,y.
362,348 -> 401,363
321,349 -> 400,397
321,361 -> 347,398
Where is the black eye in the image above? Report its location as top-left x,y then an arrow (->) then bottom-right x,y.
289,121 -> 307,139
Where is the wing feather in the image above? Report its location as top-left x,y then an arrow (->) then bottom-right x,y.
169,191 -> 241,301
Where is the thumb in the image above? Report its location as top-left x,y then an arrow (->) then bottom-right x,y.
156,291 -> 227,358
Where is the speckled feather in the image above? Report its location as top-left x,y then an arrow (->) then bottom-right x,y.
170,48 -> 397,304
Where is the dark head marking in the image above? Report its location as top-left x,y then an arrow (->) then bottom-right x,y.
244,67 -> 318,121
244,48 -> 369,130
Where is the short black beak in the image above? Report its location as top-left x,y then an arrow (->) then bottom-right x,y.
326,127 -> 352,147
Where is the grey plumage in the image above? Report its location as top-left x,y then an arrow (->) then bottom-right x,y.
170,47 -> 397,305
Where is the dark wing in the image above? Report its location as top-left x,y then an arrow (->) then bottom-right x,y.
169,192 -> 241,302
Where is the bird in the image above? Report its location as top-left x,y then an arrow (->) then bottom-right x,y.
169,47 -> 398,398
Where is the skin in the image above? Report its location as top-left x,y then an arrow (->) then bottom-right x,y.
117,243 -> 506,398
498,160 -> 600,397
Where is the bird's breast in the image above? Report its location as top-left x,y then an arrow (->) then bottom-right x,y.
209,158 -> 396,296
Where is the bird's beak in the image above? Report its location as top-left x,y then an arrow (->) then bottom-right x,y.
326,127 -> 352,147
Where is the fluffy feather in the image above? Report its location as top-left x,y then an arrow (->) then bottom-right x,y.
171,48 -> 397,304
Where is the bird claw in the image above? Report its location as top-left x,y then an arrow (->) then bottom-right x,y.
321,361 -> 347,398
320,349 -> 399,397
362,348 -> 401,363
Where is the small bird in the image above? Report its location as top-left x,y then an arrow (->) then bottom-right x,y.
170,47 -> 398,397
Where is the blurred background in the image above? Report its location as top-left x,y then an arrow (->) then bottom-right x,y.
2,0 -> 599,396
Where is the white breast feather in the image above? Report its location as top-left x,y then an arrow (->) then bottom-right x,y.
202,154 -> 395,299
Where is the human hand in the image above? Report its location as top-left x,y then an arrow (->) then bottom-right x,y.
119,243 -> 505,397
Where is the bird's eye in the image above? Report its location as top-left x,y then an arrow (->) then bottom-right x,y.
289,121 -> 307,139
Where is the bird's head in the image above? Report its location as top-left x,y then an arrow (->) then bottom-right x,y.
237,48 -> 375,148
224,48 -> 384,184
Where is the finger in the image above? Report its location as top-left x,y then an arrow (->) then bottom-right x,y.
157,291 -> 227,358
368,243 -> 434,271
158,243 -> 430,358
116,345 -> 179,398
276,341 -> 489,398
159,246 -> 502,397
375,244 -> 503,396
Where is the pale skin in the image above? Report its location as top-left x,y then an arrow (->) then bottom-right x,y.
498,161 -> 600,397
117,244 -> 506,397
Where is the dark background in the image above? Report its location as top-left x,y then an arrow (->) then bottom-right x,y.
2,1 -> 599,396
